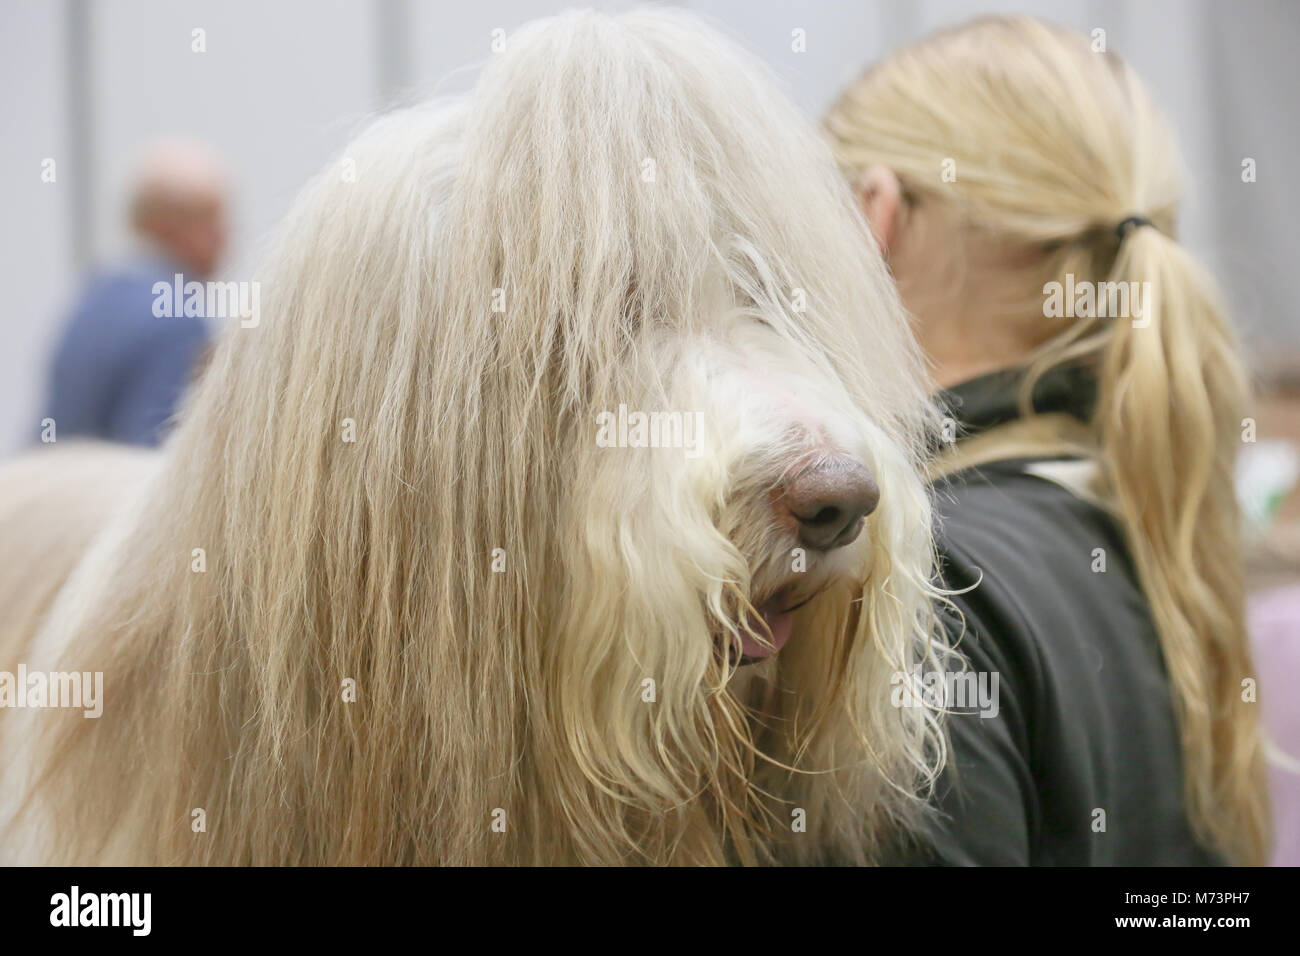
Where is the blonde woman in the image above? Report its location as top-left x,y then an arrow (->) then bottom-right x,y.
826,16 -> 1269,865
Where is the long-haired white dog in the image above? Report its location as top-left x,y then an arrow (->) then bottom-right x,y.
0,9 -> 944,865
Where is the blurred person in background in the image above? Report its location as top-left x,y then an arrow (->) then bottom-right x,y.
44,138 -> 226,446
825,16 -> 1270,865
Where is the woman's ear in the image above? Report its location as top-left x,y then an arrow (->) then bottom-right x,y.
852,165 -> 903,256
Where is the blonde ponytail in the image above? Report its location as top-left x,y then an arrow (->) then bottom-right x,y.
1096,225 -> 1267,864
826,15 -> 1270,863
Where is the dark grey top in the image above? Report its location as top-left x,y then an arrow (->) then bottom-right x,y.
910,368 -> 1223,866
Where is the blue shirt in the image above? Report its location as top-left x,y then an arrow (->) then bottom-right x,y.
45,257 -> 211,446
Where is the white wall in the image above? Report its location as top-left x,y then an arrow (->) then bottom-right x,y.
87,0 -> 377,276
1,0 -> 1296,456
1,1 -> 72,454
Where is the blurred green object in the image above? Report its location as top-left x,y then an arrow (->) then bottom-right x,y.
1238,440 -> 1300,528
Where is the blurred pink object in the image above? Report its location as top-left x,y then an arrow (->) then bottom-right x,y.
1251,584 -> 1300,865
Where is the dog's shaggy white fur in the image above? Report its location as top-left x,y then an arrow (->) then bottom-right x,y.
0,9 -> 945,865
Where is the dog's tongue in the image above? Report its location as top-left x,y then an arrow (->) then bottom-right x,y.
739,607 -> 795,662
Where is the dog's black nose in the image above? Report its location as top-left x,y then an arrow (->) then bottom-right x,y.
781,459 -> 879,551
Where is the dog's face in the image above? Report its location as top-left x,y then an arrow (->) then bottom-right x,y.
569,304 -> 913,684
684,317 -> 896,669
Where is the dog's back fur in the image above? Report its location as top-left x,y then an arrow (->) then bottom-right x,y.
0,444 -> 155,671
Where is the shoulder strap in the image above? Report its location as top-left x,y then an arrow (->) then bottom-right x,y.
928,412 -> 1097,482
929,412 -> 1120,515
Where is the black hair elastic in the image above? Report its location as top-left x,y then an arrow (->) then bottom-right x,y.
1115,215 -> 1152,240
